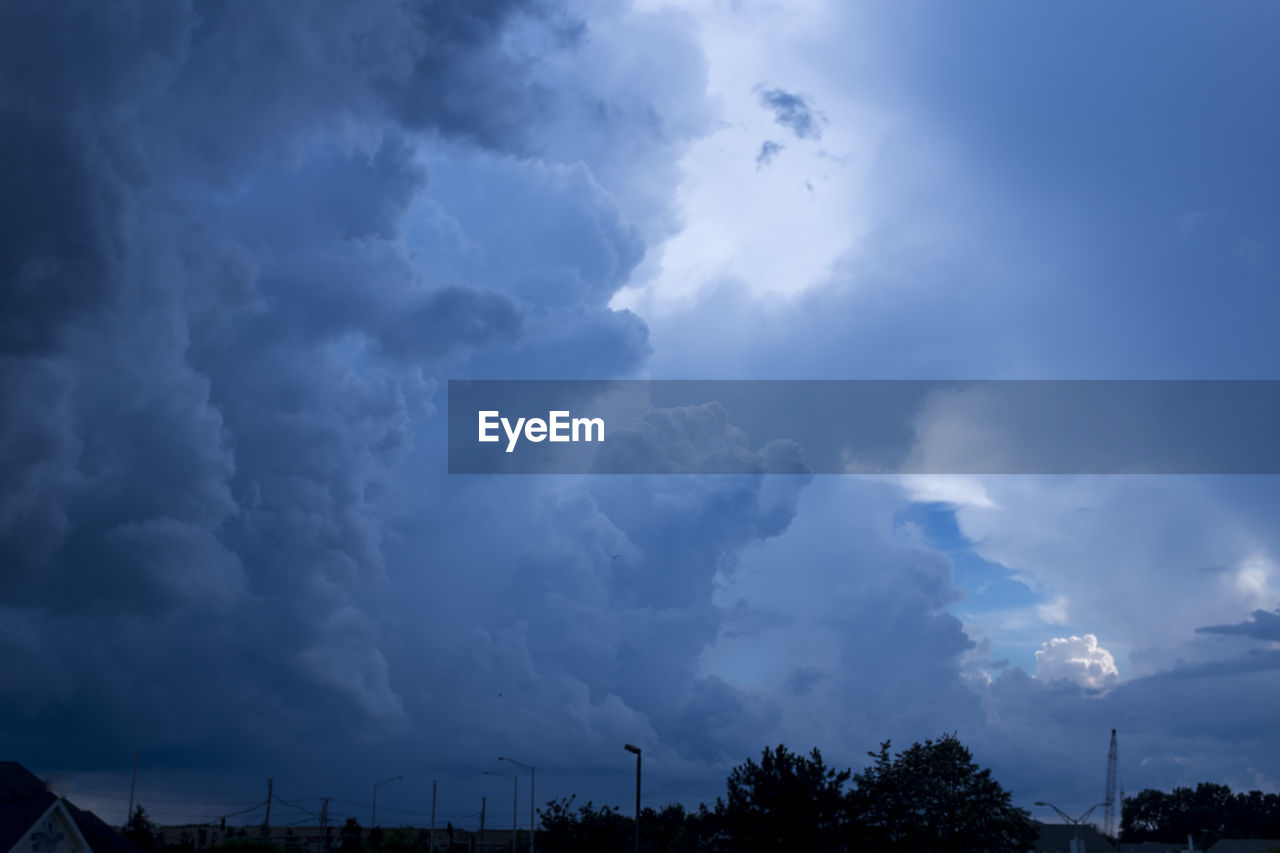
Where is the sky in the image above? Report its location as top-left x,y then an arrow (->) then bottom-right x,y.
3,0 -> 1280,834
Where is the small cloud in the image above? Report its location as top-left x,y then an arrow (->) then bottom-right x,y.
1034,633 -> 1119,690
1035,596 -> 1071,626
1175,208 -> 1225,239
756,87 -> 826,140
755,139 -> 784,169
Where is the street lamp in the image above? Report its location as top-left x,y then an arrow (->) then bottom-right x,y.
484,772 -> 519,853
624,745 -> 641,853
1035,800 -> 1110,850
498,757 -> 535,853
1034,800 -> 1110,826
372,776 -> 404,827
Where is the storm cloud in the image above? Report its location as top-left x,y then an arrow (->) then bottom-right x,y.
5,0 -> 1280,830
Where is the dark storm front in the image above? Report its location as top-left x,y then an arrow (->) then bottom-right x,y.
447,380 -> 1280,475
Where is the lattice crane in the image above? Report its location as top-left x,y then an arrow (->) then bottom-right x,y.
1104,729 -> 1118,837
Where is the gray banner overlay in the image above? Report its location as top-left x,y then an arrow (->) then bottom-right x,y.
447,380 -> 1280,475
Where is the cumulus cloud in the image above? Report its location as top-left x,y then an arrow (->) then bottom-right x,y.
6,0 -> 1280,825
592,402 -> 809,476
0,0 -> 742,798
1034,634 -> 1119,690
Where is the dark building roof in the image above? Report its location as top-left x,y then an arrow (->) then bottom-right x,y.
0,762 -> 58,853
0,761 -> 143,853
65,801 -> 146,853
1033,821 -> 1118,853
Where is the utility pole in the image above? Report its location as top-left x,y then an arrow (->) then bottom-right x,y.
480,796 -> 486,846
127,749 -> 139,825
264,779 -> 274,829
320,799 -> 329,852
483,772 -> 519,853
624,745 -> 641,853
430,781 -> 437,853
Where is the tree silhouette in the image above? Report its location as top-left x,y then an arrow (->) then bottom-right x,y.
721,744 -> 851,852
847,733 -> 1036,853
1122,783 -> 1280,846
537,795 -> 631,852
502,735 -> 1039,852
124,805 -> 160,853
338,817 -> 363,853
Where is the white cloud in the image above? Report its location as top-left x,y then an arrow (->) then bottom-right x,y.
1231,553 -> 1278,608
1035,596 -> 1071,627
947,476 -> 1280,677
613,0 -> 889,313
1034,633 -> 1119,689
883,474 -> 996,509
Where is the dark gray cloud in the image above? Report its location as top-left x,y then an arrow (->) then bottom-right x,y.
0,0 -> 818,820
591,402 -> 810,477
757,87 -> 825,140
7,0 -> 1280,827
1198,609 -> 1280,642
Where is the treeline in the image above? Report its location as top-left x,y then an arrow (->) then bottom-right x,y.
124,734 -> 1037,853
122,740 -> 1280,853
535,735 -> 1037,853
1122,782 -> 1280,847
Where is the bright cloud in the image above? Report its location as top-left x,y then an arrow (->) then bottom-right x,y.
1034,634 -> 1119,690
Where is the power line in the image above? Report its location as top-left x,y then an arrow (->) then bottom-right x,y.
64,792 -> 265,808
221,800 -> 269,819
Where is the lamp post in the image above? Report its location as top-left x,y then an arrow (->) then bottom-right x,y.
484,772 -> 519,853
624,745 -> 641,853
372,776 -> 404,827
498,757 -> 535,853
1034,800 -> 1110,826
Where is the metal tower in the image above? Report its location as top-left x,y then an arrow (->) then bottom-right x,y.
1104,729 -> 1118,837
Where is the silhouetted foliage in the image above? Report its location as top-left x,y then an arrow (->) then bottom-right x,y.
846,734 -> 1037,853
636,803 -> 718,853
375,826 -> 427,853
205,841 -> 285,853
530,734 -> 1033,852
187,735 -> 1041,853
721,745 -> 850,852
125,805 -> 161,853
1122,782 -> 1280,847
339,817 -> 364,853
538,795 -> 632,852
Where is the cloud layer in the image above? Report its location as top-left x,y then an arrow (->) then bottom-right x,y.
3,0 -> 1280,829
